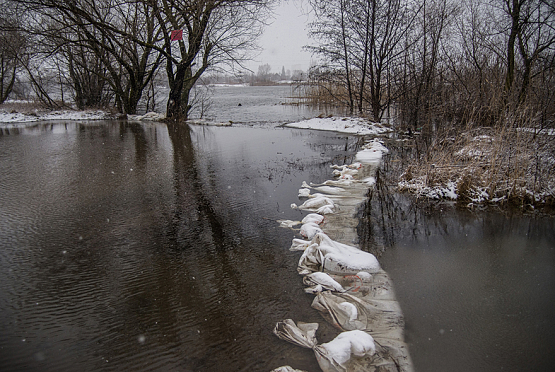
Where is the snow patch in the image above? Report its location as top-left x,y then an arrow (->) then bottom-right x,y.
128,112 -> 165,121
0,109 -> 113,124
285,117 -> 391,135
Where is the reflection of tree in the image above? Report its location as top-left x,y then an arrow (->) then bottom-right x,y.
166,123 -> 228,250
3,122 -> 334,370
357,139 -> 446,257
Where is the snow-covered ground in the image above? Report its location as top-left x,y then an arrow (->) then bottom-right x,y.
285,117 -> 391,135
0,109 -> 116,124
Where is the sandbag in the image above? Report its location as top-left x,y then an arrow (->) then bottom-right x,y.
300,222 -> 323,239
311,291 -> 413,372
296,233 -> 380,275
302,213 -> 325,225
311,291 -> 404,336
291,194 -> 335,214
303,272 -> 345,293
273,319 -> 377,372
271,367 -> 306,372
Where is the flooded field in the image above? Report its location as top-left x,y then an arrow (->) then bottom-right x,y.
0,118 -> 362,372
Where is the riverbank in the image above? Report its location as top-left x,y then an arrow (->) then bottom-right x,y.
394,126 -> 555,211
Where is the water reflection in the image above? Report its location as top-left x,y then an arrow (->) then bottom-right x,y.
0,121 -> 361,371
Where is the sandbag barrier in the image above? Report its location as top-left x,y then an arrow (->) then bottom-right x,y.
272,139 -> 414,372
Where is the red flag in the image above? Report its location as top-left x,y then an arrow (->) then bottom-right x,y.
170,30 -> 183,41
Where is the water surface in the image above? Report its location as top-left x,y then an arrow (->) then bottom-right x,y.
358,146 -> 555,372
0,120 -> 361,372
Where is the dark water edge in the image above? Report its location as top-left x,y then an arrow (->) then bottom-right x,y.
357,138 -> 555,372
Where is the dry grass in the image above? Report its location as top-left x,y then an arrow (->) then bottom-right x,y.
398,117 -> 555,209
0,100 -> 72,115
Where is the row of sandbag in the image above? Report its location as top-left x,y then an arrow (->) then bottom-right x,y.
272,140 -> 413,372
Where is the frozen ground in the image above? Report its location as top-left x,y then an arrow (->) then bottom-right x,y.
285,117 -> 391,135
0,109 -> 116,124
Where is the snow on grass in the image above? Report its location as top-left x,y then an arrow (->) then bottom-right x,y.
127,112 -> 166,122
398,178 -> 459,200
0,109 -> 115,124
285,117 -> 391,135
517,127 -> 555,136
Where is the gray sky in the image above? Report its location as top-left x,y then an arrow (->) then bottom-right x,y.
245,1 -> 314,73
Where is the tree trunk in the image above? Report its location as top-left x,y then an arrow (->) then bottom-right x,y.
340,0 -> 354,114
166,62 -> 187,121
1,62 -> 16,104
505,0 -> 521,93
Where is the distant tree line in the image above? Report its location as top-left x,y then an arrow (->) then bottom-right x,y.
204,64 -> 306,85
306,0 -> 555,132
0,0 -> 273,121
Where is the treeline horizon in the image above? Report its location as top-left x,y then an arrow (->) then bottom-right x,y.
1,0 -> 554,132
304,0 -> 554,133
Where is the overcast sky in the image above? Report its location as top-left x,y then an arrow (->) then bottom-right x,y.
244,1 -> 314,74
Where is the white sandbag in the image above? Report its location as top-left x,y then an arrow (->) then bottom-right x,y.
332,167 -> 359,177
365,139 -> 389,154
278,220 -> 301,228
311,291 -> 413,371
273,319 -> 318,349
301,213 -> 325,225
300,222 -> 323,239
298,188 -> 311,198
270,367 -> 306,372
290,238 -> 311,251
311,291 -> 403,333
355,140 -> 390,165
315,330 -> 375,372
311,185 -> 347,195
331,163 -> 362,170
291,194 -> 335,212
323,179 -> 354,187
273,319 -> 376,372
304,272 -> 345,293
316,205 -> 334,215
297,233 -> 380,275
338,174 -> 354,180
356,272 -> 373,282
362,177 -> 376,186
355,148 -> 383,164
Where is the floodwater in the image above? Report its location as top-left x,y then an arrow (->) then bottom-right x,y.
1,86 -> 554,372
380,209 -> 555,372
0,90 -> 361,372
197,85 -> 327,125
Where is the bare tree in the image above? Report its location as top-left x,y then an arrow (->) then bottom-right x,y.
306,0 -> 356,112
351,0 -> 418,120
150,0 -> 271,121
0,2 -> 25,103
9,0 -> 271,118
